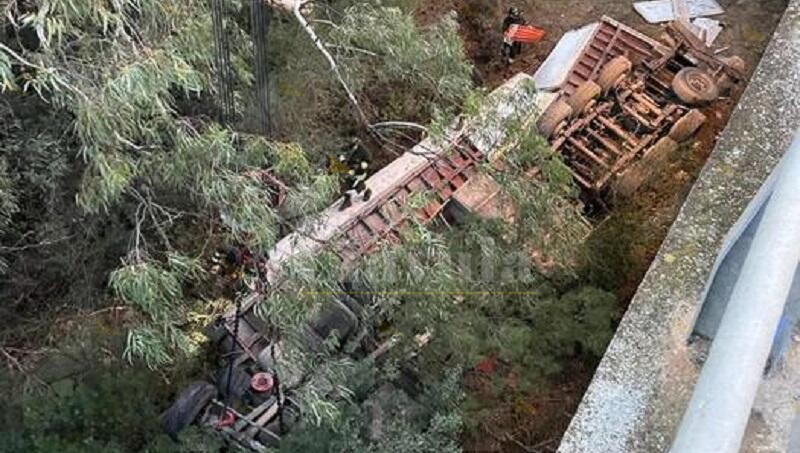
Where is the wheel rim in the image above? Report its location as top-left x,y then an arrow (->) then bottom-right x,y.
686,71 -> 711,93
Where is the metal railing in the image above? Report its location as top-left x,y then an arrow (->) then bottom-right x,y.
670,130 -> 800,453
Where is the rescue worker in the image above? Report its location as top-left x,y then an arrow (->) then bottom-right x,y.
502,7 -> 526,64
211,245 -> 246,276
211,244 -> 261,291
336,138 -> 372,210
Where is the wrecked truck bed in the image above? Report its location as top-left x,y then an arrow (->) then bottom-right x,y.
533,16 -> 744,201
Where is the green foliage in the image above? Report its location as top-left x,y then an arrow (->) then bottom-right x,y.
2,0 -> 403,364
278,367 -> 463,453
0,363 -> 223,453
0,158 -> 18,234
0,50 -> 16,91
110,254 -> 205,368
269,0 -> 474,160
0,159 -> 16,274
352,215 -> 617,398
486,94 -> 589,271
331,4 -> 474,117
256,251 -> 343,330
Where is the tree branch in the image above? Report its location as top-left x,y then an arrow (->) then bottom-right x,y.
370,121 -> 429,132
325,44 -> 379,58
0,43 -> 90,101
290,1 -> 369,126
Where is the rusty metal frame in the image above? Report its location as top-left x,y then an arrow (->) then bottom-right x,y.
545,15 -> 742,197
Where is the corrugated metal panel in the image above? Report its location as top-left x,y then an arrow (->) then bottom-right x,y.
561,16 -> 670,96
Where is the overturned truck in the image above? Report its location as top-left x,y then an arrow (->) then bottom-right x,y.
161,16 -> 744,451
534,17 -> 745,202
161,72 -> 547,450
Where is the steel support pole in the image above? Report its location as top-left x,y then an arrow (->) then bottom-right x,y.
670,130 -> 800,453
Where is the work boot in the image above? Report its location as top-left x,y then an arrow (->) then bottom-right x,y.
339,194 -> 353,211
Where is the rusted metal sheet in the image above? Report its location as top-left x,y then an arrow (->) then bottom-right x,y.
561,16 -> 671,96
337,142 -> 484,259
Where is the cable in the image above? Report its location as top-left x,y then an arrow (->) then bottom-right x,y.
222,290 -> 242,419
251,0 -> 272,136
211,0 -> 235,123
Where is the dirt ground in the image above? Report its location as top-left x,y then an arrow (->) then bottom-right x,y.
418,0 -> 787,88
414,1 -> 788,451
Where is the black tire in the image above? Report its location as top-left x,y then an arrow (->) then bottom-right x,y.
650,136 -> 679,158
672,67 -> 720,105
161,381 -> 217,440
614,136 -> 678,200
567,80 -> 602,115
669,109 -> 707,142
597,56 -> 632,93
216,366 -> 251,400
537,99 -> 573,139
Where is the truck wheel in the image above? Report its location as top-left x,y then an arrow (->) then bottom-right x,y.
537,99 -> 573,139
669,109 -> 707,142
672,67 -> 719,105
613,136 -> 678,201
597,56 -> 632,93
567,80 -> 601,115
716,56 -> 746,92
161,381 -> 217,440
651,136 -> 679,159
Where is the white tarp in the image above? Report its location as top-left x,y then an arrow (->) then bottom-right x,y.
532,22 -> 599,91
633,0 -> 724,24
692,17 -> 724,46
466,73 -> 556,159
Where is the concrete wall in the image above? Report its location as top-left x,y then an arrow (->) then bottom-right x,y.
558,2 -> 800,451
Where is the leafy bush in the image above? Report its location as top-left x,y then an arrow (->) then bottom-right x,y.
278,367 -> 464,453
0,364 -> 222,453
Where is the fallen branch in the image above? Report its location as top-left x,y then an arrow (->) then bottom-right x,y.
0,347 -> 50,388
0,234 -> 73,252
325,43 -> 380,58
370,121 -> 429,132
291,0 -> 369,126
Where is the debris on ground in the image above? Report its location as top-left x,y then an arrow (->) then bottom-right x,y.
633,0 -> 724,24
692,17 -> 724,46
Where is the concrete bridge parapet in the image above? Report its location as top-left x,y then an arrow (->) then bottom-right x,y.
558,2 -> 800,452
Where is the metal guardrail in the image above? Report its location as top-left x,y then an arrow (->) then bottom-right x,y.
670,130 -> 800,453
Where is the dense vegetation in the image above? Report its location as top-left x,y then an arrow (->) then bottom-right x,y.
0,1 -> 619,451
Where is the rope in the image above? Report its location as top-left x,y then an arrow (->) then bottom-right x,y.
251,0 -> 272,136
222,291 -> 242,418
211,0 -> 235,123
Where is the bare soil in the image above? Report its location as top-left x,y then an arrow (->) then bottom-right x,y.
414,1 -> 788,451
419,0 -> 787,89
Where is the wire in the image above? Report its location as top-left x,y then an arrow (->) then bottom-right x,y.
251,0 -> 272,136
211,0 -> 235,123
223,290 -> 242,416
